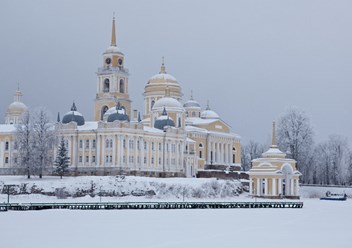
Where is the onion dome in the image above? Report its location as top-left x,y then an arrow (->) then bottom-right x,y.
107,102 -> 129,122
154,107 -> 175,130
183,91 -> 201,109
7,88 -> 28,114
62,102 -> 85,126
153,96 -> 183,111
200,102 -> 220,119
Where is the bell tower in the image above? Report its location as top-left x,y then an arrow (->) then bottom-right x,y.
94,16 -> 131,121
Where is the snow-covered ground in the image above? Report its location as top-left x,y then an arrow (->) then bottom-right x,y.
1,176 -> 351,248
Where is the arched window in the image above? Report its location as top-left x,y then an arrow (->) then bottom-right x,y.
178,118 -> 181,127
101,106 -> 108,120
199,143 -> 203,148
119,79 -> 125,93
103,79 -> 110,92
5,141 -> 9,150
151,100 -> 155,110
199,150 -> 202,159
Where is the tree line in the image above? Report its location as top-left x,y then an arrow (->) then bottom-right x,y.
241,108 -> 352,186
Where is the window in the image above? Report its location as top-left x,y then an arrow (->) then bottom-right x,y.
144,141 -> 147,150
151,157 -> 154,164
105,156 -> 109,163
79,156 -> 82,163
199,151 -> 202,159
152,142 -> 155,151
119,79 -> 125,93
129,140 -> 134,149
79,140 -> 83,149
5,157 -> 9,164
137,141 -> 140,150
123,139 -> 126,148
144,157 -> 147,164
172,144 -> 176,153
92,156 -> 96,163
151,100 -> 155,110
103,78 -> 110,92
158,143 -> 161,151
110,156 -> 112,163
166,144 -> 169,152
199,143 -> 203,148
123,156 -> 126,163
85,140 -> 89,149
105,139 -> 109,148
129,156 -> 134,163
158,158 -> 161,165
110,139 -> 113,148
86,156 -> 89,163
5,141 -> 9,151
92,140 -> 96,148
192,112 -> 196,117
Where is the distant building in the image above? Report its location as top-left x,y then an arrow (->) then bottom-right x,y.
0,18 -> 242,177
248,122 -> 301,199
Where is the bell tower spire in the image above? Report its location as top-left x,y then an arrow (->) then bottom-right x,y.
111,14 -> 117,46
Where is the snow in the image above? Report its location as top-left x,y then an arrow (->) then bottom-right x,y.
150,73 -> 177,82
1,177 -> 352,248
0,124 -> 16,133
64,110 -> 83,117
0,198 -> 351,248
261,147 -> 286,158
77,121 -> 98,131
7,101 -> 28,111
200,109 -> 220,119
153,97 -> 183,110
143,126 -> 164,134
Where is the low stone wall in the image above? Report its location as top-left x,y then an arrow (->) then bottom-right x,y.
197,170 -> 249,180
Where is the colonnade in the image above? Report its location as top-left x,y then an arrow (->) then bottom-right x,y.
249,177 -> 300,197
206,138 -> 235,165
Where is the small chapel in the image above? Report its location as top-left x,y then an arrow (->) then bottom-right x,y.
248,122 -> 302,199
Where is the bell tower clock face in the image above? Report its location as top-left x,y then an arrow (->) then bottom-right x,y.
105,58 -> 111,65
118,58 -> 123,66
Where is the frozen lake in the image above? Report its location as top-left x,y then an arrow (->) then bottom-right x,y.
0,199 -> 351,248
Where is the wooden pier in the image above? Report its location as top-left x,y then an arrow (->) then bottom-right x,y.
0,201 -> 303,211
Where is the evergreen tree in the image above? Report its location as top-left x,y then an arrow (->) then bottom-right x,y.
54,137 -> 70,179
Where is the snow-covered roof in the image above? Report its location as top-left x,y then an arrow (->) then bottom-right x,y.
261,147 -> 286,158
200,109 -> 220,119
157,115 -> 173,121
104,45 -> 121,54
77,122 -> 99,131
0,124 -> 16,133
64,111 -> 83,117
7,101 -> 28,113
183,99 -> 201,109
143,126 -> 165,134
186,137 -> 196,143
153,97 -> 184,111
149,73 -> 177,82
186,117 -> 218,125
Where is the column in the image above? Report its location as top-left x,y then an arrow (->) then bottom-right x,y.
264,178 -> 268,195
216,143 -> 220,164
249,178 -> 253,195
272,178 -> 276,196
291,178 -> 294,196
112,135 -> 116,166
256,178 -> 261,196
102,135 -> 105,166
278,178 -> 282,195
295,179 -> 299,196
207,138 -> 211,164
134,137 -> 138,169
211,142 -> 215,164
126,137 -> 130,167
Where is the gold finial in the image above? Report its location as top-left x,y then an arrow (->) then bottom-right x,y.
271,121 -> 277,148
160,56 -> 166,74
14,84 -> 22,102
111,14 -> 117,46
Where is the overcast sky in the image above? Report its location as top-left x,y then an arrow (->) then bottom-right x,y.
1,0 -> 352,145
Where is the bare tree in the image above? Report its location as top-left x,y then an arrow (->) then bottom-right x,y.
277,107 -> 314,183
241,140 -> 265,171
15,111 -> 34,178
32,108 -> 56,178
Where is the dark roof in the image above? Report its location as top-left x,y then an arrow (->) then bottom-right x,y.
107,102 -> 129,122
62,102 -> 85,126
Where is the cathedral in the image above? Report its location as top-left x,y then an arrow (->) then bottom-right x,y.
0,18 -> 242,178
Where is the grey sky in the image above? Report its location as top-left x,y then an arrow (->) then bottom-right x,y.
1,0 -> 351,145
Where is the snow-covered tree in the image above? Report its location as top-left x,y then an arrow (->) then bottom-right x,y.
15,111 -> 34,178
32,108 -> 56,178
241,140 -> 265,171
277,107 -> 314,183
54,137 -> 70,179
